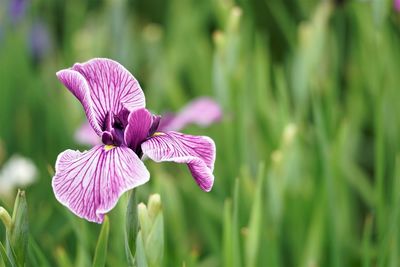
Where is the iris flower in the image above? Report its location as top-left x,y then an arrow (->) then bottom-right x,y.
75,97 -> 222,146
29,20 -> 51,64
8,0 -> 27,24
53,58 -> 216,223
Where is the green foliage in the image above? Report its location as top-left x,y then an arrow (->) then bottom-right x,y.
136,194 -> 164,267
124,190 -> 138,266
1,0 -> 400,266
92,216 -> 110,267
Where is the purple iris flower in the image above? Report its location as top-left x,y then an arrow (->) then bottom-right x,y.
9,0 -> 27,23
75,97 -> 222,146
158,97 -> 222,132
29,21 -> 51,63
396,0 -> 400,12
53,58 -> 216,223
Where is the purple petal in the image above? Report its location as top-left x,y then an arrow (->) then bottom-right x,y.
158,97 -> 222,132
71,58 -> 145,128
396,0 -> 400,12
124,108 -> 153,151
75,122 -> 101,146
52,145 -> 150,223
149,114 -> 161,137
141,131 -> 216,192
56,70 -> 103,136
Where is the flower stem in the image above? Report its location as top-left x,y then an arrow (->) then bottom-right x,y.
125,189 -> 138,267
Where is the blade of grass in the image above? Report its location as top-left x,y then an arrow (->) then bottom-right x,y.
245,163 -> 265,267
362,214 -> 374,267
27,235 -> 51,267
0,242 -> 15,267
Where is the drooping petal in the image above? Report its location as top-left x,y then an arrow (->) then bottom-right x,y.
52,145 -> 150,223
75,122 -> 101,146
158,97 -> 222,132
124,108 -> 153,151
141,132 -> 215,191
56,69 -> 103,135
71,58 -> 145,129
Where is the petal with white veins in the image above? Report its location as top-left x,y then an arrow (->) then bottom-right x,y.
52,145 -> 150,223
142,131 -> 215,192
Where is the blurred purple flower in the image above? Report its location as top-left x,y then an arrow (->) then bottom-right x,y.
75,97 -> 221,146
29,21 -> 51,62
9,0 -> 27,23
75,121 -> 101,146
53,58 -> 216,223
158,97 -> 222,132
395,0 -> 400,12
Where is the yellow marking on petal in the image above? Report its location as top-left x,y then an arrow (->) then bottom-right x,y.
152,132 -> 165,137
104,145 -> 116,151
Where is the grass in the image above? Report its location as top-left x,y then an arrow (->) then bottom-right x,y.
1,0 -> 400,266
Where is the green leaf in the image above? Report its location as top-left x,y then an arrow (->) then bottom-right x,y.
223,199 -> 233,267
0,242 -> 15,267
362,215 -> 373,267
245,163 -> 265,267
144,214 -> 164,267
135,231 -> 148,267
232,178 -> 242,267
92,216 -> 110,267
124,190 -> 137,266
7,190 -> 28,267
27,235 -> 51,267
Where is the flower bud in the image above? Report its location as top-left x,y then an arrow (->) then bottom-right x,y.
147,194 -> 161,221
136,194 -> 164,267
0,207 -> 12,230
8,190 -> 28,267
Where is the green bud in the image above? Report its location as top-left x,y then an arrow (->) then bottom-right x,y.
136,194 -> 164,267
147,194 -> 161,221
144,213 -> 164,267
137,203 -> 151,239
227,7 -> 242,33
7,190 -> 29,267
0,207 -> 12,231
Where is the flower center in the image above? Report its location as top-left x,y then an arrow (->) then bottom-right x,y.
101,110 -> 129,147
104,145 -> 116,151
152,132 -> 164,137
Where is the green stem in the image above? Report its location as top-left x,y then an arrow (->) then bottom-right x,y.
125,189 -> 138,267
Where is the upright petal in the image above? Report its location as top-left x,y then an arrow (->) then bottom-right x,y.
71,58 -> 145,128
141,132 -> 215,192
56,70 -> 103,135
124,108 -> 153,151
75,122 -> 101,146
52,145 -> 150,223
158,97 -> 222,132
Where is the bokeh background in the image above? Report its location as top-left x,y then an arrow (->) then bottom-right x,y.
1,0 -> 400,266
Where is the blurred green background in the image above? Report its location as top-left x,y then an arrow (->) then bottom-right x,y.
1,0 -> 400,266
